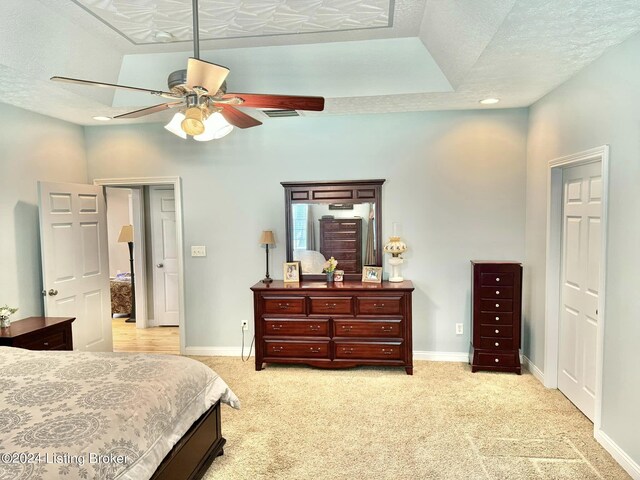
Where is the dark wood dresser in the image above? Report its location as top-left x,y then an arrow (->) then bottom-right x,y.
0,317 -> 75,350
470,262 -> 522,374
251,280 -> 414,374
319,218 -> 362,273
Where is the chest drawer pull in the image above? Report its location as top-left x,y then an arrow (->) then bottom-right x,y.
278,303 -> 290,310
496,290 -> 500,295
309,325 -> 321,331
495,358 -> 500,363
381,326 -> 393,332
272,346 -> 284,352
309,347 -> 321,353
373,304 -> 385,309
341,325 -> 352,331
495,329 -> 500,334
325,303 -> 337,309
495,342 -> 500,347
342,348 -> 354,354
271,324 -> 283,330
382,349 -> 393,355
495,316 -> 500,321
496,277 -> 500,282
43,342 -> 49,347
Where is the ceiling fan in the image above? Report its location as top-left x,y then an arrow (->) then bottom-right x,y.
51,0 -> 324,141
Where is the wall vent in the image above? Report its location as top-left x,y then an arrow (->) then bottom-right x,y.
262,109 -> 300,118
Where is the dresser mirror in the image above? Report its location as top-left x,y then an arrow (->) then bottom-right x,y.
282,180 -> 385,281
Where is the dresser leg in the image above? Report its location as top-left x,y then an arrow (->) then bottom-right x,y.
255,361 -> 263,371
405,366 -> 413,375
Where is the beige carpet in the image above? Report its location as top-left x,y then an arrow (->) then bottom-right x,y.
194,358 -> 629,480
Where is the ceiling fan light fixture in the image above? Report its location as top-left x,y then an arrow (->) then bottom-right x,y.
193,112 -> 234,142
92,116 -> 111,121
165,112 -> 187,139
181,107 -> 206,136
479,97 -> 500,105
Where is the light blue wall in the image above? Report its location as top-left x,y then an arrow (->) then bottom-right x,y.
84,109 -> 528,353
0,103 -> 88,317
525,32 -> 640,466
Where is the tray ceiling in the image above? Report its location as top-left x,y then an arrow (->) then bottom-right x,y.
71,0 -> 393,44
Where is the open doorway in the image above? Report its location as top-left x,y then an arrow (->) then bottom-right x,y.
104,184 -> 180,355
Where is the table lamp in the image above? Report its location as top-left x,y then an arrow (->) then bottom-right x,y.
118,225 -> 136,322
259,231 -> 275,284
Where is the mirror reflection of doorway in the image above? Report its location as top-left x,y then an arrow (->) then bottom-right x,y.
105,186 -> 179,355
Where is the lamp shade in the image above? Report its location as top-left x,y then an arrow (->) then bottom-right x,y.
259,230 -> 275,245
383,236 -> 407,257
164,112 -> 187,139
193,112 -> 234,142
117,225 -> 134,243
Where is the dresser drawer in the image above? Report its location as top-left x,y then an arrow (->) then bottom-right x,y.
264,340 -> 329,358
478,286 -> 514,299
335,342 -> 402,360
479,325 -> 513,338
480,272 -> 515,286
479,299 -> 513,312
263,319 -> 328,337
263,296 -> 306,315
357,296 -> 402,315
309,297 -> 353,315
476,351 -> 519,367
17,330 -> 67,350
476,337 -> 514,350
333,319 -> 401,338
477,312 -> 513,325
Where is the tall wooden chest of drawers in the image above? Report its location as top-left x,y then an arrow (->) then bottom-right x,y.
470,262 -> 522,374
319,218 -> 362,273
251,280 -> 414,374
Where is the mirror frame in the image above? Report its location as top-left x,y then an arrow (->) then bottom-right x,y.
282,179 -> 385,281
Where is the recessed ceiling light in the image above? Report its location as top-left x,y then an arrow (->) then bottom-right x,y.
92,116 -> 111,121
154,31 -> 174,42
479,98 -> 500,105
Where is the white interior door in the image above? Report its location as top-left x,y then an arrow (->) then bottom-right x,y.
150,187 -> 179,326
558,161 -> 602,421
38,181 -> 113,351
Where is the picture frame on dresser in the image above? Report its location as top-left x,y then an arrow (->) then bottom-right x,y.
362,266 -> 383,283
283,262 -> 300,283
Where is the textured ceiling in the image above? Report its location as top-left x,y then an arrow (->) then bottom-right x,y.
72,0 -> 393,44
1,0 -> 639,125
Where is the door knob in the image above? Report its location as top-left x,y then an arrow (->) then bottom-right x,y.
48,289 -> 58,296
156,263 -> 164,268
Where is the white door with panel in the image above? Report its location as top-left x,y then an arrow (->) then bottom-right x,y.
558,162 -> 602,421
38,182 -> 113,352
150,187 -> 179,326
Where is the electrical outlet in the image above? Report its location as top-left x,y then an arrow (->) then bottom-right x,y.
241,320 -> 249,331
191,246 -> 206,257
455,323 -> 464,335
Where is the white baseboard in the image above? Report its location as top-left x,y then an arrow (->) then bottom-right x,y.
185,346 -> 249,357
413,351 -> 469,362
595,429 -> 640,479
185,347 -> 469,362
522,355 -> 545,384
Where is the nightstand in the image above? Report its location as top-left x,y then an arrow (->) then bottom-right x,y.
0,317 -> 75,350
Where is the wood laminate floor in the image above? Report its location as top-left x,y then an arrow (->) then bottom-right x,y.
112,317 -> 180,354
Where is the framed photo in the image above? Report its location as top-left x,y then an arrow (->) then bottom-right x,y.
334,270 -> 344,282
283,261 -> 300,283
362,266 -> 383,283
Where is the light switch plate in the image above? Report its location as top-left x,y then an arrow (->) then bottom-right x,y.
191,246 -> 206,257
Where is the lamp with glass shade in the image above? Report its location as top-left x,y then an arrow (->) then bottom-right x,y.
383,236 -> 407,283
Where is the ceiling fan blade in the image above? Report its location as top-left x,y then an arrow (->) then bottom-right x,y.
112,101 -> 184,119
219,105 -> 262,129
51,76 -> 175,96
186,58 -> 229,94
222,93 -> 325,111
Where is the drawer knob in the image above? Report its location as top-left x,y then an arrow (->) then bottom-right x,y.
43,342 -> 49,346
496,290 -> 500,295
496,277 -> 500,282
495,303 -> 500,308
495,316 -> 500,321
495,329 -> 500,334
495,342 -> 499,347
495,358 -> 500,363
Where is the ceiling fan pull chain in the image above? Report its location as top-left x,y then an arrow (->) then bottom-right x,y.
192,0 -> 200,60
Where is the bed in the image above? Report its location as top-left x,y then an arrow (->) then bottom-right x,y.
110,277 -> 132,316
0,347 -> 239,480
